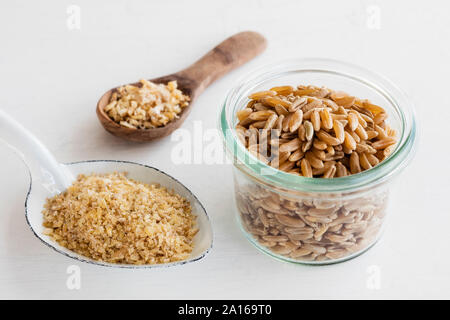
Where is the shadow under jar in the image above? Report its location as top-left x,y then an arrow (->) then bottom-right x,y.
219,58 -> 417,264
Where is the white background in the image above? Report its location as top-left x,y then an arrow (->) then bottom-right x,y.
0,0 -> 449,299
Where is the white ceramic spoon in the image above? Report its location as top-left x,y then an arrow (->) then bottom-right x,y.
0,109 -> 213,268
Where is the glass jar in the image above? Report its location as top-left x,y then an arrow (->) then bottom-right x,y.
219,58 -> 417,264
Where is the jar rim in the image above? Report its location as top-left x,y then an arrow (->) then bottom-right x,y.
219,58 -> 417,193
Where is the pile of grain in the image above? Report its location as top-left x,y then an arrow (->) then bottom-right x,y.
42,172 -> 197,265
104,79 -> 190,129
236,84 -> 397,178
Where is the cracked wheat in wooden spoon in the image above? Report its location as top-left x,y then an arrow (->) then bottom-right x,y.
97,31 -> 267,142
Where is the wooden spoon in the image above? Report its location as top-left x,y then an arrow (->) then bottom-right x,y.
96,31 -> 267,142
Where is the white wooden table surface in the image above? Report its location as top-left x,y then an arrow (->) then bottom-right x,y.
0,0 -> 449,299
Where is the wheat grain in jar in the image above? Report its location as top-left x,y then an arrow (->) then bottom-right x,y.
220,59 -> 417,264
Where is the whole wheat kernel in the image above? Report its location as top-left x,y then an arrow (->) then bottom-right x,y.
235,84 -> 396,178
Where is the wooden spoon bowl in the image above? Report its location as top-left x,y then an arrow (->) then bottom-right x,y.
97,31 -> 267,142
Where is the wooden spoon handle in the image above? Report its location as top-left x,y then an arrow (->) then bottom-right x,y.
177,31 -> 267,96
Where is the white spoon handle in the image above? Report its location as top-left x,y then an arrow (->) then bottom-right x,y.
0,109 -> 73,194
